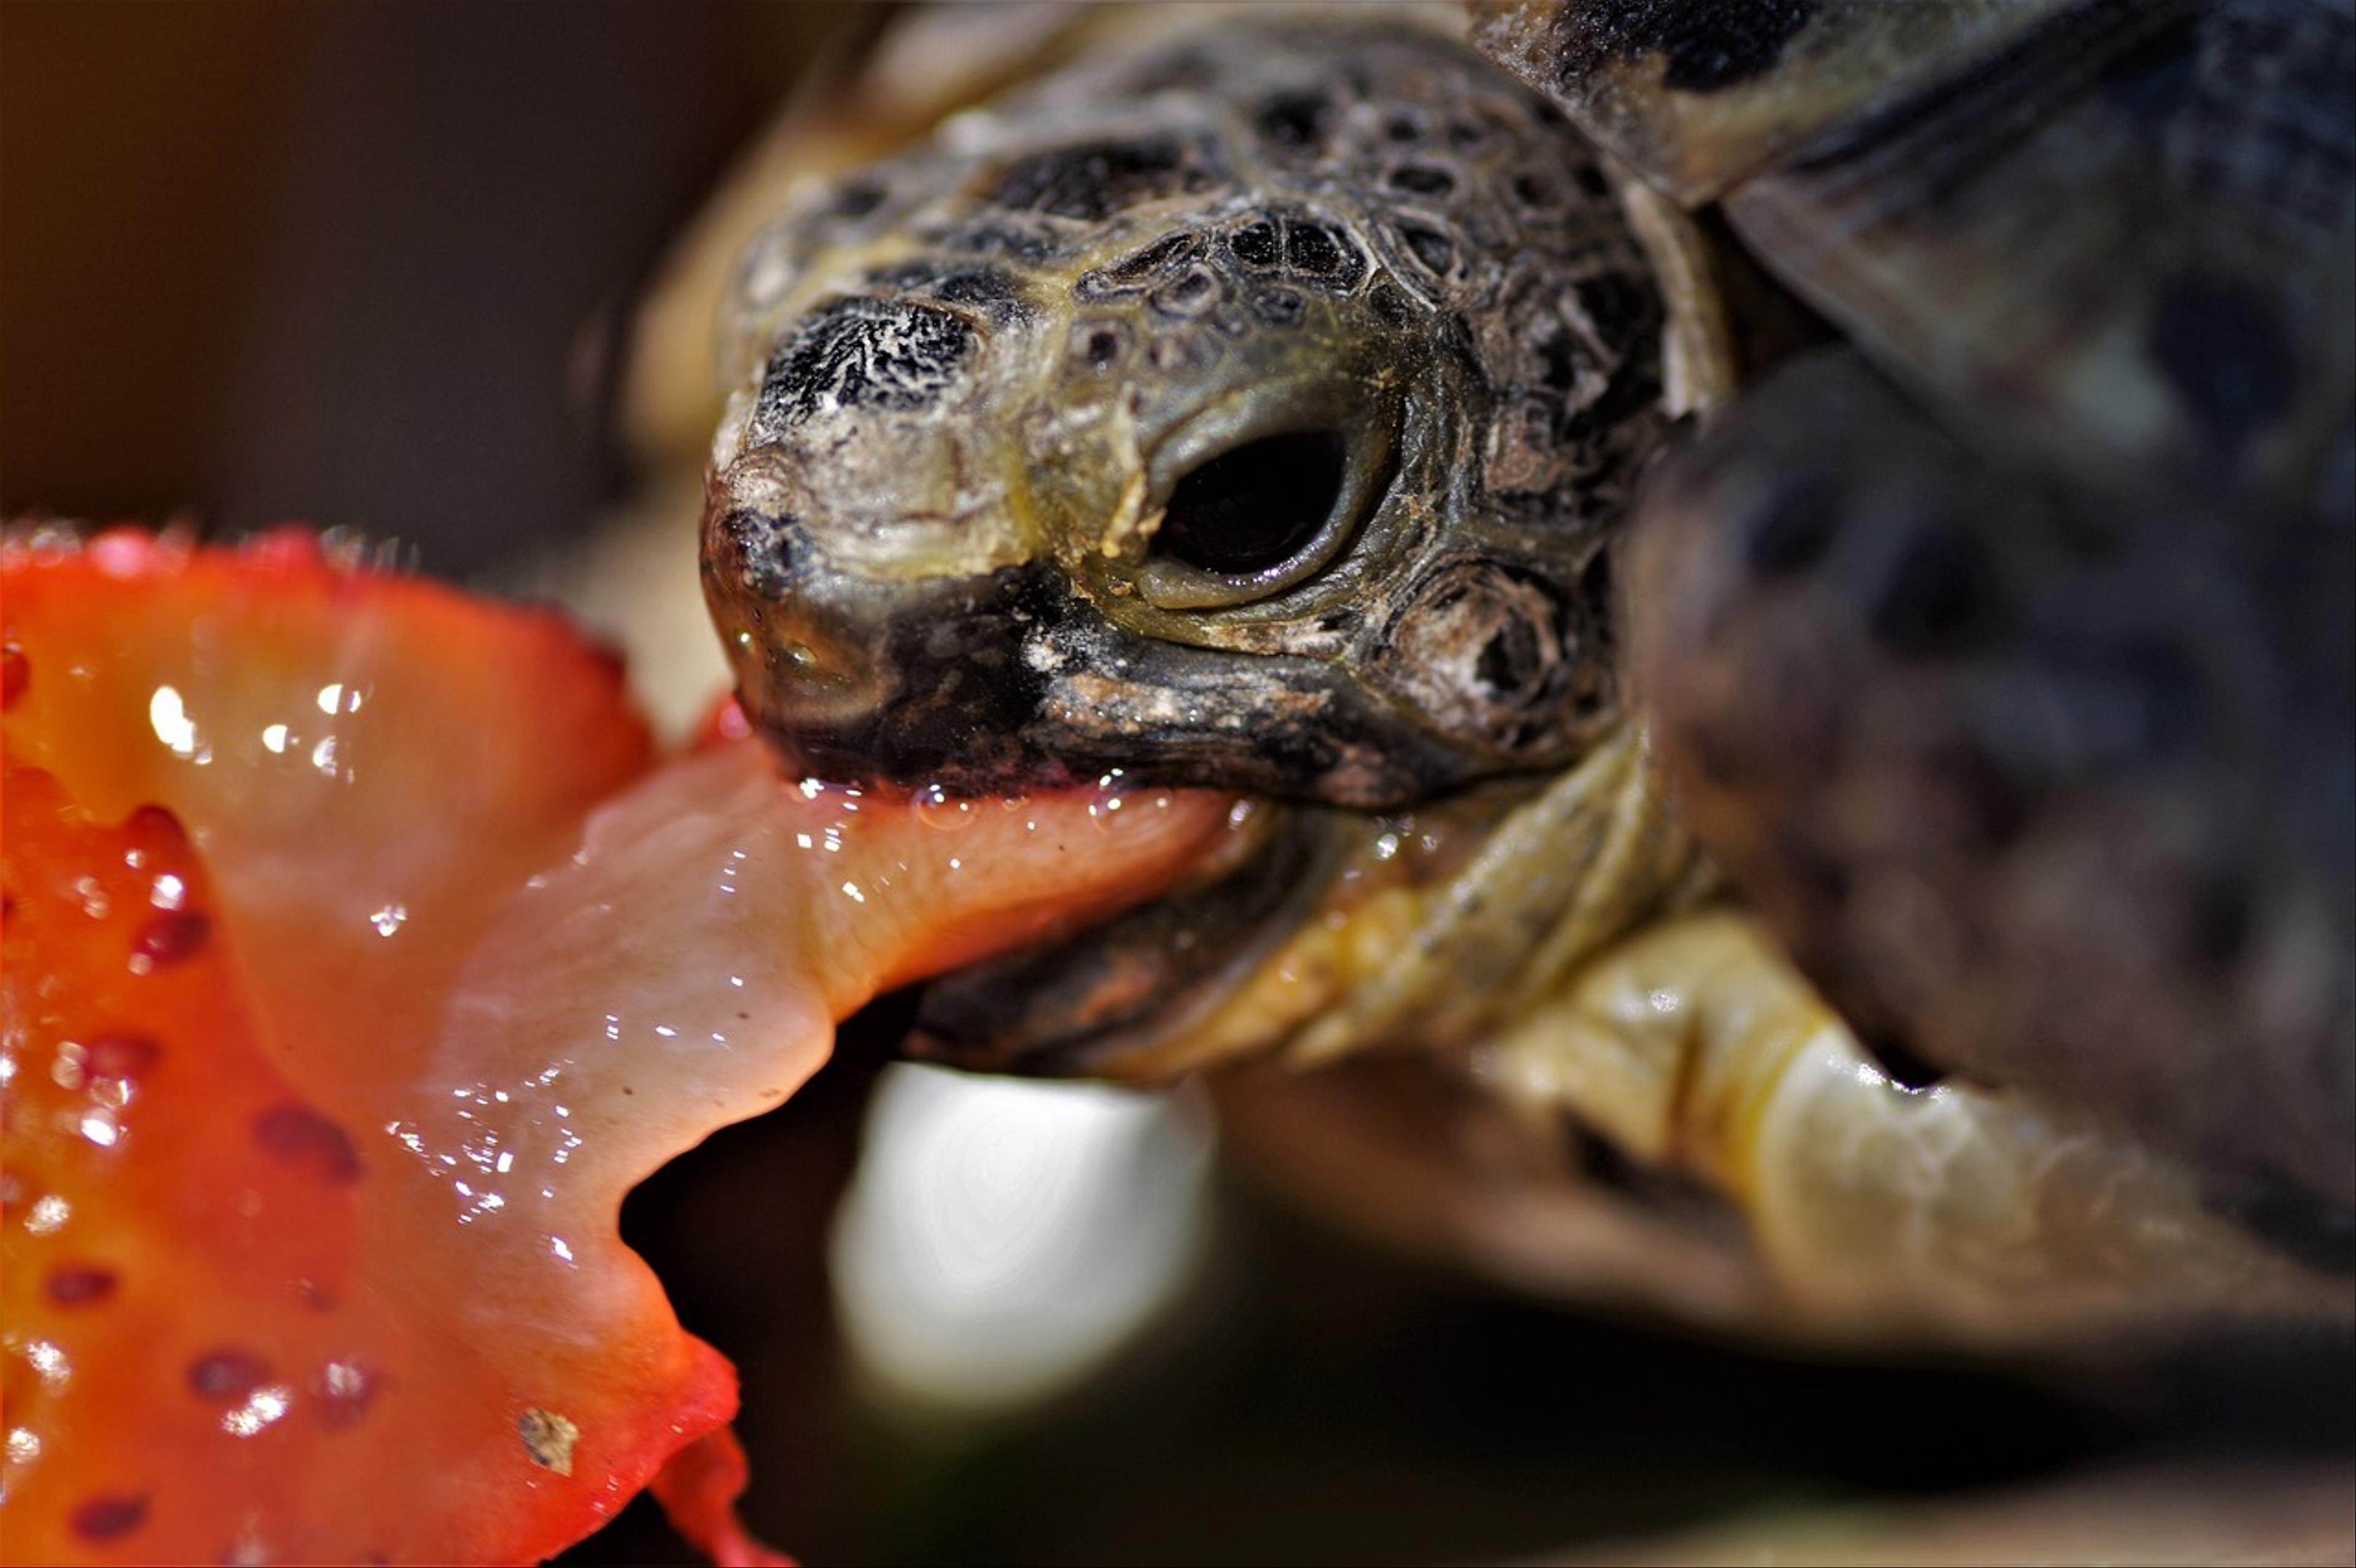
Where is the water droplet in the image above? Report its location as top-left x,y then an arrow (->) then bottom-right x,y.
914,782 -> 978,832
311,1359 -> 377,1430
221,1384 -> 293,1439
148,684 -> 199,757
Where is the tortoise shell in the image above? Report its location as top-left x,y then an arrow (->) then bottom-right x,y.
1472,0 -> 2355,1209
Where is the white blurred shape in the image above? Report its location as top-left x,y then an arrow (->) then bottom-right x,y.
831,1064 -> 1212,1412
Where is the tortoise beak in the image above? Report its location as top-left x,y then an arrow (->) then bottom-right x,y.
701,491 -> 1079,789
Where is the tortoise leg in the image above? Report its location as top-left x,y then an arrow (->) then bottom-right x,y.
1626,349 -> 2355,1214
1473,910 -> 2346,1339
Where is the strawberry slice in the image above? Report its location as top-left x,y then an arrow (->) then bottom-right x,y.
1,527 -> 1236,1565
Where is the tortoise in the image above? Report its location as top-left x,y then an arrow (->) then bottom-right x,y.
614,0 -> 2354,1344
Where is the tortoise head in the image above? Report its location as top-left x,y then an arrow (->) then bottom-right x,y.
703,21 -> 1685,808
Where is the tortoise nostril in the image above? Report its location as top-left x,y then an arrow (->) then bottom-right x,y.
1152,430 -> 1347,578
717,507 -> 800,601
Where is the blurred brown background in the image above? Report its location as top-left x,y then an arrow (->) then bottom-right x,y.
1,0 -> 842,576
6,6 -> 2349,1564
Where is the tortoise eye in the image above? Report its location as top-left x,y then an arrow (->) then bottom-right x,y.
1151,430 -> 1347,578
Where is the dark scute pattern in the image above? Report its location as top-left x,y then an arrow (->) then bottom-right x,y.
755,298 -> 976,431
1396,220 -> 1457,277
1368,282 -> 1417,328
1230,218 -> 1282,269
2147,271 -> 2296,452
926,220 -> 1065,265
1249,285 -> 1306,327
1511,170 -> 1565,210
987,136 -> 1191,221
1103,231 -> 1203,284
864,261 -> 1031,325
1635,351 -> 2355,1209
1150,267 -> 1227,320
1285,218 -> 1366,290
1552,0 -> 1816,94
1220,211 -> 1367,293
2174,0 -> 2356,229
1388,164 -> 1458,197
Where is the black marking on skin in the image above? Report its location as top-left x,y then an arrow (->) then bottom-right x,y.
1286,218 -> 1366,291
1150,267 -> 1226,320
754,298 -> 976,431
937,267 -> 1028,318
1100,231 -> 1203,285
987,136 -> 1192,221
1079,323 -> 1127,371
1368,282 -> 1417,328
1396,221 -> 1457,277
823,179 -> 887,221
722,508 -> 799,601
1447,116 -> 1497,154
2189,870 -> 2254,966
926,221 -> 1064,265
1553,0 -> 1816,94
1230,218 -> 1282,269
1249,285 -> 1306,327
1866,525 -> 1996,656
1577,273 -> 1655,339
1388,164 -> 1458,197
1736,477 -> 1838,577
1512,171 -> 1565,211
776,566 -> 1072,788
2032,635 -> 2201,771
1256,90 -> 1332,152
864,261 -> 1031,325
2147,272 -> 2295,452
1536,325 -> 1587,393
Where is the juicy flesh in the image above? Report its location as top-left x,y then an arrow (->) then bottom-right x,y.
1,528 -> 1233,1565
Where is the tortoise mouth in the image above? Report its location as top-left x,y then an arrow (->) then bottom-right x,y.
906,801 -> 1341,1077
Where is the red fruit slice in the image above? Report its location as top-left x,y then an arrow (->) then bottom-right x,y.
2,528 -> 1236,1565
